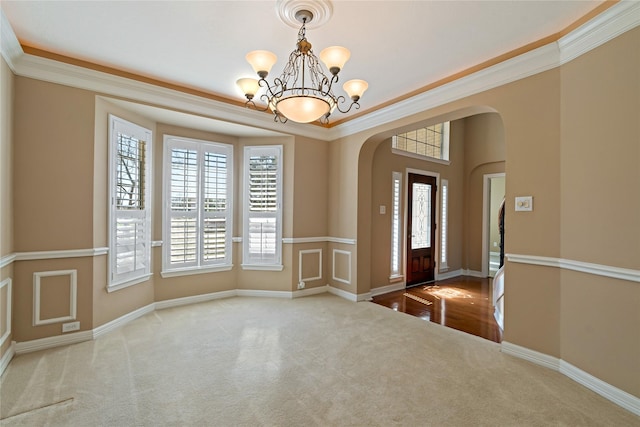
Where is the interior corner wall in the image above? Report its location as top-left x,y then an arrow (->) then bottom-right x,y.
11,77 -> 97,341
1,56 -> 15,361
559,26 -> 640,397
462,113 -> 505,272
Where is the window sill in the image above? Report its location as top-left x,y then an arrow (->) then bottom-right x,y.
389,274 -> 405,283
391,148 -> 451,165
161,265 -> 233,278
107,274 -> 152,293
241,264 -> 284,272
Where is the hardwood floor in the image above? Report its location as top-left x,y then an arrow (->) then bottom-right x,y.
371,276 -> 503,343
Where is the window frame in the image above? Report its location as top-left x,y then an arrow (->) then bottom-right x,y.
392,121 -> 451,164
162,135 -> 234,277
440,179 -> 449,271
242,145 -> 283,271
390,171 -> 404,281
108,115 -> 152,292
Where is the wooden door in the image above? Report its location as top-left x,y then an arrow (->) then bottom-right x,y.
406,173 -> 437,287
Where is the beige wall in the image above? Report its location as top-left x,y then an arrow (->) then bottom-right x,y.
1,57 -> 14,363
2,20 -> 638,401
1,57 -> 13,258
345,28 -> 639,398
559,27 -> 640,396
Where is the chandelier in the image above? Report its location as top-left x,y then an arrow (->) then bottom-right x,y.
236,9 -> 368,124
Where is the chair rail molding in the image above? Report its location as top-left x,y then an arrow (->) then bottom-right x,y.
506,254 -> 640,283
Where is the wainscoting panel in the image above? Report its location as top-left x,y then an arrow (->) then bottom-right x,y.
33,270 -> 77,326
299,249 -> 322,284
0,278 -> 12,347
332,249 -> 351,285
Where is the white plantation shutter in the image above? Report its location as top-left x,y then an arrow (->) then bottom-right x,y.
109,116 -> 152,289
243,146 -> 282,268
163,137 -> 232,273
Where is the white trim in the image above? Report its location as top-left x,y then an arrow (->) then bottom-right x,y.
160,265 -> 233,278
1,249 -> 109,268
17,248 -> 108,261
327,285 -> 357,302
506,254 -> 640,283
559,360 -> 640,416
235,289 -> 291,298
462,269 -> 486,278
482,173 -> 506,278
501,341 -> 561,371
559,1 -> 640,66
502,341 -> 640,416
0,253 -> 16,269
391,148 -> 451,166
0,279 -> 12,347
293,285 -> 329,298
370,282 -> 405,297
92,303 -> 155,339
33,270 -> 77,326
106,273 -> 152,293
243,145 -> 283,267
436,268 -> 465,281
0,3 -> 636,142
15,330 -> 93,354
332,249 -> 352,285
0,8 -> 22,70
0,341 -> 15,376
404,168 -> 441,283
240,264 -> 284,271
155,290 -> 237,310
299,249 -> 322,284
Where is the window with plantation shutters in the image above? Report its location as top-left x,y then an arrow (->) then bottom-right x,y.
109,115 -> 152,290
163,136 -> 233,275
243,145 -> 283,270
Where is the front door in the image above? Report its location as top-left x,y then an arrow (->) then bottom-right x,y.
406,173 -> 437,287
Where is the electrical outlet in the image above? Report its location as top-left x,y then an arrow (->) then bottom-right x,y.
62,321 -> 80,333
297,281 -> 305,290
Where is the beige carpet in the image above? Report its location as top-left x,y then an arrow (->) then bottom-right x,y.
1,294 -> 637,426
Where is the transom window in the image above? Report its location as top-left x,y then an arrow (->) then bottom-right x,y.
392,122 -> 450,162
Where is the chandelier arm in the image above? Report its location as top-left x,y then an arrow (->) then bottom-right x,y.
333,95 -> 362,114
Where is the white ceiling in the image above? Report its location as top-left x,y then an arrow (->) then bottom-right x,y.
2,0 -> 604,125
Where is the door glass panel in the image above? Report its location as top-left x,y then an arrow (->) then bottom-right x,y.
411,182 -> 431,249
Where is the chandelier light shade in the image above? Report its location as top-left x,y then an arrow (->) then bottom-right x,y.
236,9 -> 367,124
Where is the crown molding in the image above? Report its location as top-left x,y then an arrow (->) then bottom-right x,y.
1,2 -> 638,141
559,0 -> 640,65
0,8 -> 22,70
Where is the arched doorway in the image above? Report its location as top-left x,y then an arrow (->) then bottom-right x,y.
359,109 -> 506,341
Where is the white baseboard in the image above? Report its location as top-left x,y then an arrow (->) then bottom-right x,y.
437,269 -> 464,280
0,342 -> 15,376
236,289 -> 292,298
502,341 -> 640,416
370,282 -> 405,297
559,360 -> 640,416
327,286 -> 358,302
293,285 -> 329,298
15,330 -> 93,355
155,289 -> 237,310
463,269 -> 486,278
93,303 -> 155,339
501,341 -> 561,370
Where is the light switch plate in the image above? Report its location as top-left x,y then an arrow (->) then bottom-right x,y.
379,205 -> 386,214
515,196 -> 533,212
